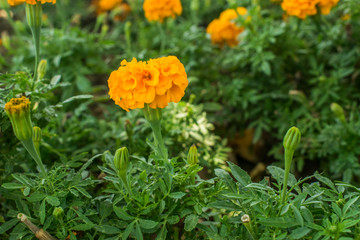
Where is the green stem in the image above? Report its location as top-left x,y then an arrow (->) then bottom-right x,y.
26,2 -> 42,90
244,222 -> 257,240
157,21 -> 166,55
21,138 -> 46,177
120,174 -> 132,196
280,149 -> 294,204
143,105 -> 168,162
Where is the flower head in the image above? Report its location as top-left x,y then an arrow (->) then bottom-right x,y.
206,7 -> 247,47
8,0 -> 56,6
5,96 -> 33,141
143,0 -> 182,23
108,56 -> 188,111
281,0 -> 338,19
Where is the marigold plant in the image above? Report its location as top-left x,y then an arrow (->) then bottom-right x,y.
206,7 -> 247,47
7,0 -> 55,6
281,0 -> 339,19
108,56 -> 188,111
143,0 -> 182,23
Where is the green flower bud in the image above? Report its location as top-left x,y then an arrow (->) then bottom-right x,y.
114,147 -> 129,179
143,104 -> 162,122
33,126 -> 42,156
53,207 -> 64,219
37,59 -> 47,80
283,127 -> 301,152
187,145 -> 198,165
331,103 -> 346,124
190,0 -> 200,12
5,97 -> 33,141
26,3 -> 42,28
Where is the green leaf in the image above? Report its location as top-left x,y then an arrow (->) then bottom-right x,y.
62,94 -> 93,104
39,200 -> 46,225
202,102 -> 223,111
95,225 -> 121,234
76,187 -> 92,198
258,217 -> 299,228
167,215 -> 180,224
168,192 -> 186,199
0,218 -> 19,234
214,169 -> 237,192
184,214 -> 198,232
228,162 -> 251,187
343,196 -> 359,216
207,201 -> 239,211
156,225 -> 168,240
290,227 -> 311,239
139,219 -> 158,229
71,223 -> 95,231
1,183 -> 23,189
45,196 -> 60,206
135,222 -> 143,240
314,173 -> 337,192
122,221 -> 135,240
113,206 -> 134,221
291,205 -> 304,226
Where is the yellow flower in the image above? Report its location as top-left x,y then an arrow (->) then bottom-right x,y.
5,96 -> 33,141
281,0 -> 318,19
341,14 -> 350,21
143,0 -> 182,23
281,0 -> 338,19
7,0 -> 55,6
108,56 -> 188,111
206,7 -> 247,47
318,0 -> 339,15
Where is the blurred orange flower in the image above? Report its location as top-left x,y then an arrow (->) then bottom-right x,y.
206,7 -> 247,47
7,0 -> 55,6
143,0 -> 182,23
108,56 -> 188,111
281,0 -> 338,19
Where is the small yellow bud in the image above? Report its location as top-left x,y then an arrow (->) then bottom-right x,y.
187,145 -> 198,165
33,126 -> 42,156
331,103 -> 346,125
5,97 -> 33,141
37,59 -> 47,80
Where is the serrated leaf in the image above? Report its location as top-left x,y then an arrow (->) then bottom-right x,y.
76,187 -> 92,198
113,206 -> 134,221
139,219 -> 158,229
184,214 -> 198,231
39,200 -> 46,225
0,218 -> 19,234
228,162 -> 251,187
258,217 -> 298,228
290,227 -> 311,239
135,222 -> 143,240
71,223 -> 95,231
291,205 -> 304,226
167,215 -> 179,224
122,221 -> 135,240
95,225 -> 121,234
168,192 -> 186,199
2,183 -> 23,189
45,196 -> 60,206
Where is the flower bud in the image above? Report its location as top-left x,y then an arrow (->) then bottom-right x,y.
5,97 -> 33,141
114,147 -> 129,177
26,3 -> 42,28
37,59 -> 47,80
187,145 -> 198,165
283,127 -> 301,152
1,31 -> 11,50
190,0 -> 200,12
53,207 -> 64,219
331,103 -> 346,124
33,126 -> 42,155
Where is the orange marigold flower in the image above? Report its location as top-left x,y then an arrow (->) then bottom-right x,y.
318,0 -> 339,15
143,0 -> 182,23
281,0 -> 318,19
108,56 -> 188,111
7,0 -> 55,6
206,7 -> 247,47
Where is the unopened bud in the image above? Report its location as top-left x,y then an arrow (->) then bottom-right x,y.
187,145 -> 198,165
114,147 -> 129,180
241,214 -> 250,223
1,32 -> 10,50
37,59 -> 47,80
283,127 -> 301,152
331,103 -> 346,124
53,207 -> 64,219
32,126 -> 42,156
5,97 -> 33,141
190,0 -> 200,12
